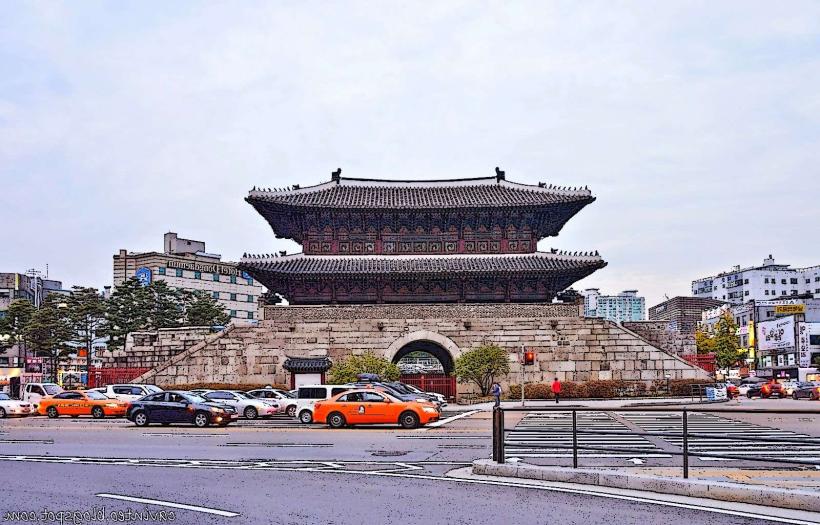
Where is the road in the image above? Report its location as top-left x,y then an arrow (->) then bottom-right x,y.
0,403 -> 816,525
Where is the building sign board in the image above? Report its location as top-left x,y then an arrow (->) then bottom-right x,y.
135,267 -> 152,287
166,259 -> 244,277
775,304 -> 805,315
757,316 -> 795,351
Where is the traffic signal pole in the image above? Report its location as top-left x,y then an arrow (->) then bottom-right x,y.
520,344 -> 525,407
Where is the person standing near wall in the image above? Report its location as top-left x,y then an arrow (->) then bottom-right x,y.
492,382 -> 502,407
551,377 -> 562,404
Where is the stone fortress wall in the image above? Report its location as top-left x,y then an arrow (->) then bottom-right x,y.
125,303 -> 711,394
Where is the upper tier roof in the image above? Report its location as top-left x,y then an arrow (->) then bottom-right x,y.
246,175 -> 594,209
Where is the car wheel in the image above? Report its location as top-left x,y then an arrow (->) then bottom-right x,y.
47,406 -> 59,419
746,392 -> 753,399
193,411 -> 210,428
793,393 -> 799,400
0,407 -> 6,418
327,412 -> 346,429
92,407 -> 105,419
133,411 -> 149,427
298,410 -> 313,424
244,406 -> 258,420
286,405 -> 297,418
399,411 -> 420,429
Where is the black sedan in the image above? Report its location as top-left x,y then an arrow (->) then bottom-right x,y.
791,382 -> 820,400
126,391 -> 238,427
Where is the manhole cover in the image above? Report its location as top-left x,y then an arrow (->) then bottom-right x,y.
369,450 -> 409,457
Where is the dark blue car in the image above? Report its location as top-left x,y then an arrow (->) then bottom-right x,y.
126,391 -> 238,428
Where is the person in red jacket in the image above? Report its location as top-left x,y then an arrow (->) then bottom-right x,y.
551,377 -> 562,404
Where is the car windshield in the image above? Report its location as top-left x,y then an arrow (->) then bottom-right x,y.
85,391 -> 108,400
0,393 -> 10,400
43,384 -> 62,395
145,385 -> 162,393
233,392 -> 252,399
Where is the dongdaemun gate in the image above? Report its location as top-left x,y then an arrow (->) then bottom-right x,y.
130,170 -> 708,397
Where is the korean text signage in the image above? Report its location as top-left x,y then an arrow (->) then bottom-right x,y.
135,267 -> 152,287
775,304 -> 805,315
797,322 -> 811,368
166,259 -> 242,277
757,316 -> 795,351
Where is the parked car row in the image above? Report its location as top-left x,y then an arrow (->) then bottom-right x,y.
1,377 -> 447,429
729,377 -> 820,400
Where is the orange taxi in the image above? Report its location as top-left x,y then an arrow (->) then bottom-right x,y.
38,390 -> 129,419
312,389 -> 440,429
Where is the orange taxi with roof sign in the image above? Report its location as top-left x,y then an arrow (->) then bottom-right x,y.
312,389 -> 439,429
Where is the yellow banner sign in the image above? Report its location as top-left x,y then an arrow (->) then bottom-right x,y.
775,304 -> 805,314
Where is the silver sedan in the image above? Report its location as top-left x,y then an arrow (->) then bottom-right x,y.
201,390 -> 281,419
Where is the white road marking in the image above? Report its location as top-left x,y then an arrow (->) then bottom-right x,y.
424,410 -> 482,429
96,493 -> 239,517
626,458 -> 645,465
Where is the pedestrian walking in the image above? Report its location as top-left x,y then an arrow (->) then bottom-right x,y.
491,382 -> 502,408
551,377 -> 561,404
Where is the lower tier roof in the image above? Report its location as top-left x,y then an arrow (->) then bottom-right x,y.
240,251 -> 605,275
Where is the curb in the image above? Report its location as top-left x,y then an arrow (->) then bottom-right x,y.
472,459 -> 820,513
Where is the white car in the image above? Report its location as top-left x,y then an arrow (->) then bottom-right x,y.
91,384 -> 163,403
292,385 -> 353,424
246,388 -> 297,417
201,390 -> 281,419
0,393 -> 33,417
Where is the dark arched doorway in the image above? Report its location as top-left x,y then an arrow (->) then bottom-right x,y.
392,340 -> 456,399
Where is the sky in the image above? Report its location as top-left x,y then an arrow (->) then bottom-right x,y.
2,1 -> 819,308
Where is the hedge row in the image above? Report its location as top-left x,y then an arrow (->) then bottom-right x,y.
156,383 -> 290,392
507,378 -> 711,399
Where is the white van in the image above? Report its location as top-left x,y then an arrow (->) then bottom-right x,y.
21,383 -> 63,409
91,384 -> 163,403
293,385 -> 351,424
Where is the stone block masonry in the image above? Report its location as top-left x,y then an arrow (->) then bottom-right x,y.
133,303 -> 711,395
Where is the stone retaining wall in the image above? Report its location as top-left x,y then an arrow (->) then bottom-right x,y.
623,321 -> 697,356
133,303 -> 711,395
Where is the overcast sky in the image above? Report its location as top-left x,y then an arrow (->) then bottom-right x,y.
2,2 -> 819,308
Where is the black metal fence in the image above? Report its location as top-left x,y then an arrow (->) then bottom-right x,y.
492,406 -> 820,479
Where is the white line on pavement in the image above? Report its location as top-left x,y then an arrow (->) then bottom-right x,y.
424,410 -> 482,429
95,494 -> 239,517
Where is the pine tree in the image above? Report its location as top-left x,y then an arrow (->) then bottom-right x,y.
66,287 -> 107,377
183,290 -> 230,327
146,280 -> 185,329
0,299 -> 36,357
23,295 -> 73,382
105,278 -> 151,351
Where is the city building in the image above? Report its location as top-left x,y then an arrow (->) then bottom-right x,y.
700,297 -> 820,381
0,271 -> 68,316
581,289 -> 645,322
692,255 -> 820,305
648,296 -> 726,332
113,232 -> 264,322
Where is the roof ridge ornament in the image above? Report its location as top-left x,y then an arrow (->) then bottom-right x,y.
332,168 -> 342,183
494,166 -> 506,182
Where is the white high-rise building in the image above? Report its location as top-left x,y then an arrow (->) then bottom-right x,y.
692,256 -> 820,305
581,289 -> 645,322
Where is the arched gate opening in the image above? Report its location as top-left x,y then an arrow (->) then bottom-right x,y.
392,340 -> 456,400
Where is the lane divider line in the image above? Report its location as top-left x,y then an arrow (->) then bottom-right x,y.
425,410 -> 482,429
95,493 -> 239,517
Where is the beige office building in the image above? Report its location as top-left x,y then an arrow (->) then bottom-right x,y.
113,233 -> 264,321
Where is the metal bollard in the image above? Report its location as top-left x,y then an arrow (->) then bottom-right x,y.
682,409 -> 689,479
493,407 -> 505,463
572,409 -> 578,469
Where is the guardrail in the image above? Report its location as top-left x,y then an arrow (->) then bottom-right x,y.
491,406 -> 820,479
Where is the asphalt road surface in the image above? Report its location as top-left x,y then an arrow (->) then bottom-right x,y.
0,407 -> 813,525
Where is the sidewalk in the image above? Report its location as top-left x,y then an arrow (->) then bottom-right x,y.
449,396 -> 719,411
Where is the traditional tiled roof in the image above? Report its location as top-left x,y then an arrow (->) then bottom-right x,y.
282,357 -> 332,373
247,175 -> 594,209
240,251 -> 606,275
